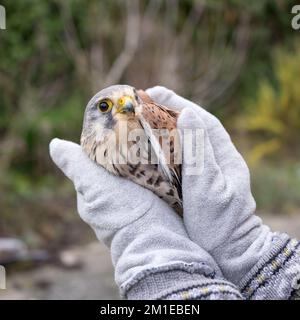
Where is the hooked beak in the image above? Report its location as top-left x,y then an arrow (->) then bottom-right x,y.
116,96 -> 134,114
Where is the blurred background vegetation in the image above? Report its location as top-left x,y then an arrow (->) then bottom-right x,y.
0,0 -> 299,252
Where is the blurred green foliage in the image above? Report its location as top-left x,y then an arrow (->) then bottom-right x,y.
239,43 -> 300,164
252,164 -> 300,214
0,0 -> 299,248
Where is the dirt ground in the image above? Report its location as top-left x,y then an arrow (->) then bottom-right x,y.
0,213 -> 300,300
0,242 -> 119,300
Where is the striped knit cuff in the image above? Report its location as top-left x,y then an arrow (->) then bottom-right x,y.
125,269 -> 243,300
239,233 -> 300,300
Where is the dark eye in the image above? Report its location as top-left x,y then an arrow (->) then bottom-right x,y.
97,99 -> 113,113
99,101 -> 109,112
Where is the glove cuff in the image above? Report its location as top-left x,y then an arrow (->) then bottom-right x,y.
124,267 -> 242,300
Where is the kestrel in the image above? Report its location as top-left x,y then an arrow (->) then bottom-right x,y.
81,85 -> 182,215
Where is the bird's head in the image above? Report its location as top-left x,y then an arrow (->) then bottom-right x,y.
81,84 -> 142,141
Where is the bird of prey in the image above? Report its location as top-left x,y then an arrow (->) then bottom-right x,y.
81,85 -> 182,215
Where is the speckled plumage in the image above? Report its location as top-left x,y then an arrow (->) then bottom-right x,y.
81,85 -> 182,215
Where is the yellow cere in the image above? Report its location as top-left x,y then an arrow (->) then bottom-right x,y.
118,96 -> 132,106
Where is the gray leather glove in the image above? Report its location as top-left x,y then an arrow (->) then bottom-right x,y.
49,138 -> 243,299
146,86 -> 300,300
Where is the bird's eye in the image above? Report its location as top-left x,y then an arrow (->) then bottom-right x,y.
97,99 -> 113,113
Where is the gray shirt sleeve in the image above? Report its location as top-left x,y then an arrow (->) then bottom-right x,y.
238,233 -> 300,300
124,233 -> 300,300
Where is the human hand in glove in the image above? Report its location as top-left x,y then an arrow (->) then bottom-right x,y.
49,138 -> 242,299
147,86 -> 300,300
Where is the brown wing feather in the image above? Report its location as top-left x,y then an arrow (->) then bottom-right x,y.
137,90 -> 182,200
